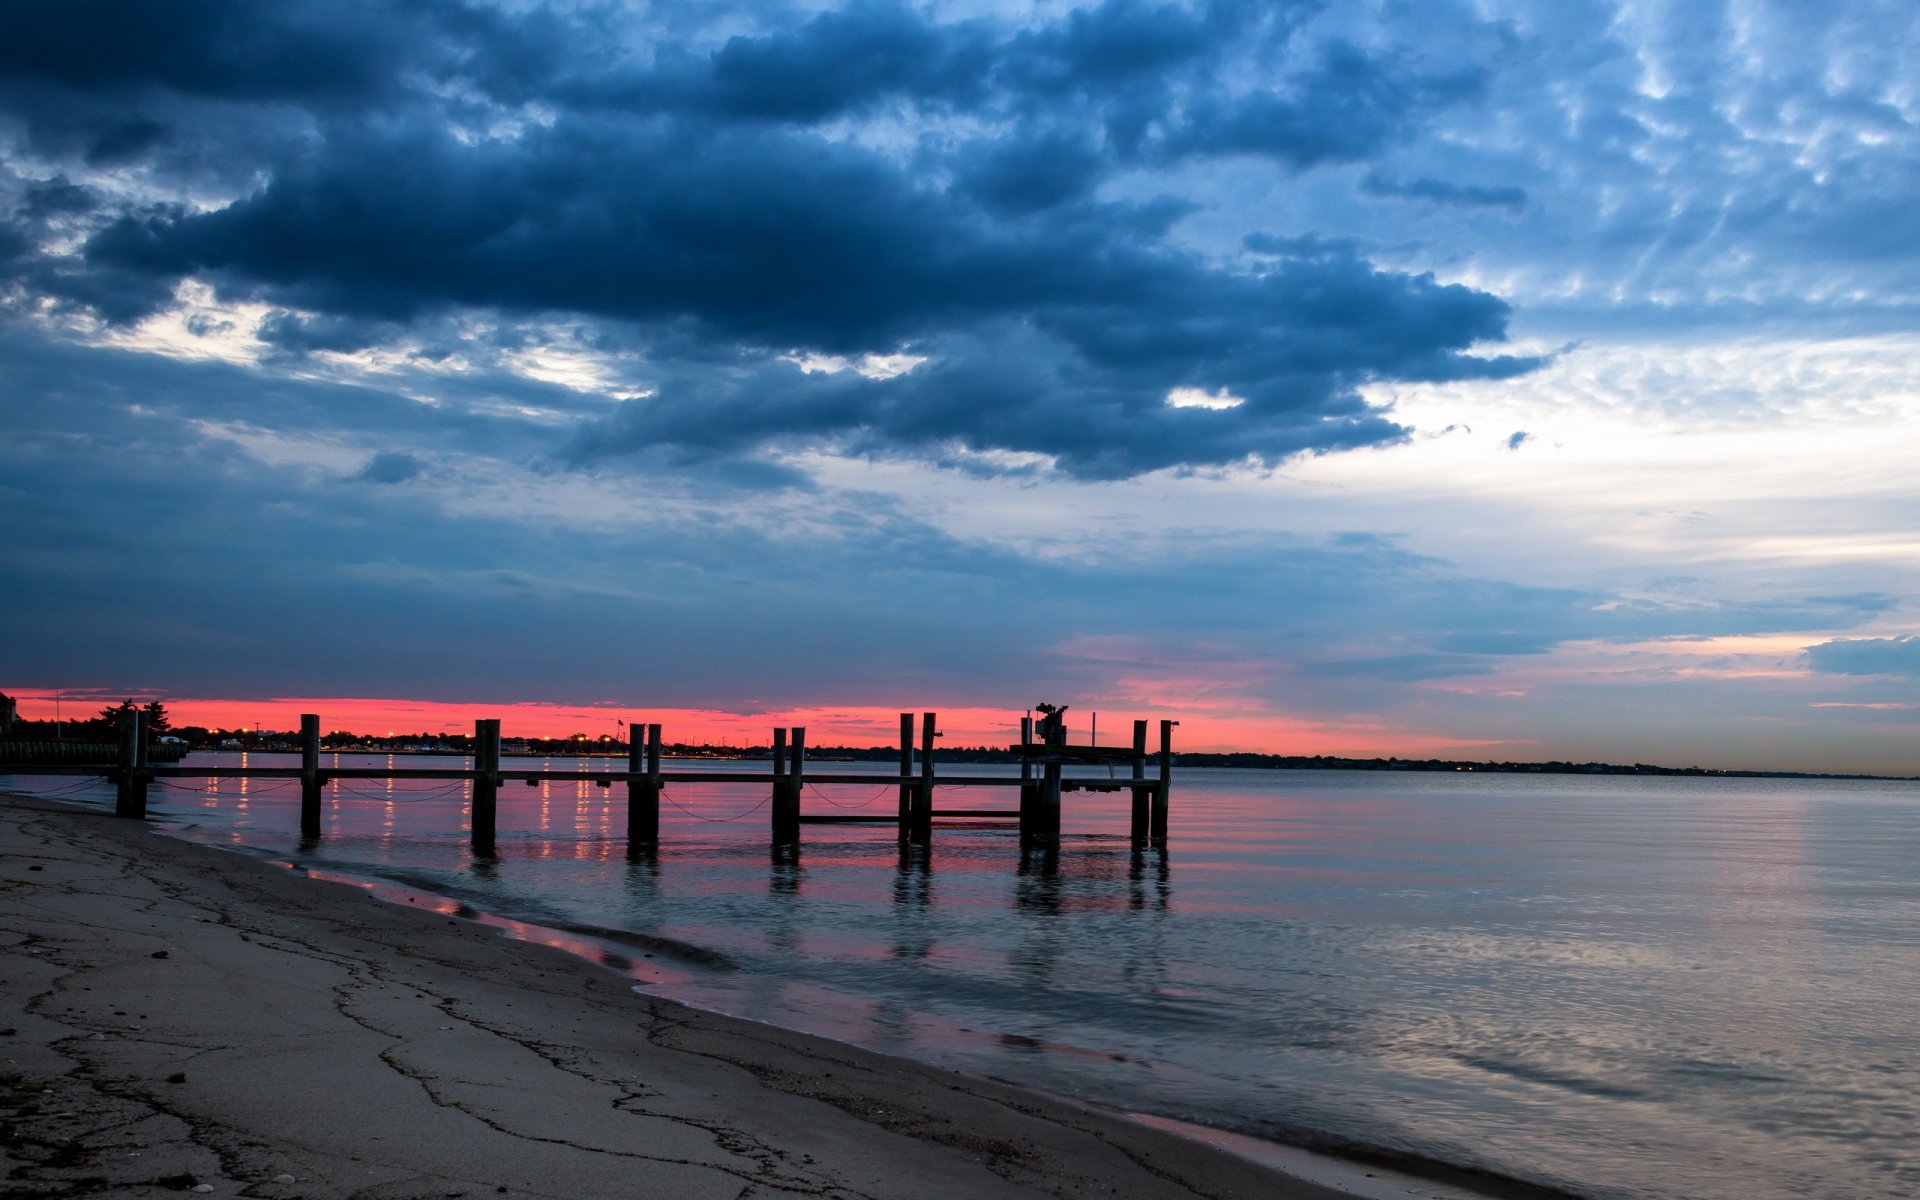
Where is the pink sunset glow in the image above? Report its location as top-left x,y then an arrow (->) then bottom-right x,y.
4,688 -> 1501,759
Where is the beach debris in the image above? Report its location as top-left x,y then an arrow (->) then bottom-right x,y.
88,1032 -> 107,1040
167,1072 -> 187,1083
152,950 -> 170,959
273,1173 -> 296,1183
28,864 -> 43,871
193,1185 -> 215,1193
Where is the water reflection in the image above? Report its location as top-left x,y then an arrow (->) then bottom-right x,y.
1130,846 -> 1170,912
624,852 -> 660,906
769,843 -> 803,892
891,843 -> 933,963
1014,848 -> 1062,915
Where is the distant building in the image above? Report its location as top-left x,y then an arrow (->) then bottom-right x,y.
0,692 -> 14,735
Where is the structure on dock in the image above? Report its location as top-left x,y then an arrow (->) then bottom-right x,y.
81,706 -> 1176,854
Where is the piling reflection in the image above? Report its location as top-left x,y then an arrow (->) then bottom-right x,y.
1013,847 -> 1062,915
1129,846 -> 1170,912
769,842 -> 803,893
890,842 -> 933,963
1011,851 -> 1066,989
623,852 -> 660,905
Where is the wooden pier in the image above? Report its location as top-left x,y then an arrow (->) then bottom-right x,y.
30,707 -> 1177,856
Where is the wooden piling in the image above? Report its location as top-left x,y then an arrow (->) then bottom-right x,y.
912,712 -> 936,841
897,713 -> 914,831
1018,714 -> 1036,837
627,718 -> 659,851
114,710 -> 146,819
299,714 -> 322,839
646,723 -> 662,833
1038,710 -> 1063,844
471,718 -> 500,853
772,727 -> 790,840
1152,719 -> 1175,839
1130,718 -> 1149,841
774,727 -> 805,843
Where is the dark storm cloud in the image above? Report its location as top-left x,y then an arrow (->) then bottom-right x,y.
1805,636 -> 1920,678
0,0 -> 1543,479
1360,171 -> 1529,212
356,451 -> 425,485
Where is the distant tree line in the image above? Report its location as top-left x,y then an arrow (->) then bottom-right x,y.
7,714 -> 1907,779
6,699 -> 172,741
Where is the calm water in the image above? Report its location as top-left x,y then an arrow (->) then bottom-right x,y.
10,755 -> 1919,1200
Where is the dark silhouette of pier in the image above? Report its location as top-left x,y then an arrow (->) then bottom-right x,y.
49,707 -> 1177,855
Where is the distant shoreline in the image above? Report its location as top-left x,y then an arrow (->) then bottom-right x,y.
120,739 -> 1920,782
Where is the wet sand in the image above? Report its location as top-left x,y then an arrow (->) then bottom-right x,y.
0,791 -> 1365,1199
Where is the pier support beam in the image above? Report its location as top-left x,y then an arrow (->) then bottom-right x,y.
471,718 -> 500,854
1021,707 -> 1063,846
626,718 -> 659,852
1038,711 -> 1063,844
1152,719 -> 1176,840
114,710 -> 147,819
646,724 -> 662,833
1129,719 -> 1150,842
772,727 -> 804,843
897,713 -> 914,834
911,713 -> 936,842
1017,715 -> 1035,836
299,714 -> 322,839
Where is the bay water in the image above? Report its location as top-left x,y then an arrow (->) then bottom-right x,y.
10,755 -> 1918,1199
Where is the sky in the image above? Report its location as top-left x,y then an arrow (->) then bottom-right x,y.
1,0 -> 1916,771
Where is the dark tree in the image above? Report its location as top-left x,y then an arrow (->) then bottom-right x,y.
95,699 -> 138,732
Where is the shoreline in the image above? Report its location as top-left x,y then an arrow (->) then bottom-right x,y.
1,790 -> 1490,1199
277,864 -> 1507,1200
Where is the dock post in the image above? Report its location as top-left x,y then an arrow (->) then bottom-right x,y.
771,727 -> 790,842
471,718 -> 500,853
114,710 -> 147,819
777,727 -> 805,843
1152,719 -> 1175,839
627,718 -> 659,852
646,723 -> 662,827
897,713 -> 914,834
299,714 -> 323,839
913,712 -> 935,842
1018,714 -> 1037,840
1039,711 -> 1063,844
1130,719 -> 1149,841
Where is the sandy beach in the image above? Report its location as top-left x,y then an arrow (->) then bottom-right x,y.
0,792 -> 1368,1199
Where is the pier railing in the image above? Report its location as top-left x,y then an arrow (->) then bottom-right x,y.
13,709 -> 1175,855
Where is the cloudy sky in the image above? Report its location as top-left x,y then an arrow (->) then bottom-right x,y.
3,0 -> 1916,770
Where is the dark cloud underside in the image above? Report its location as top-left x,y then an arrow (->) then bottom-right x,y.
0,0 -> 1541,478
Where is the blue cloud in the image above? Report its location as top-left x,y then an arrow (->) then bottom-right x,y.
1361,171 -> 1528,212
356,451 -> 424,485
1805,637 -> 1920,678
